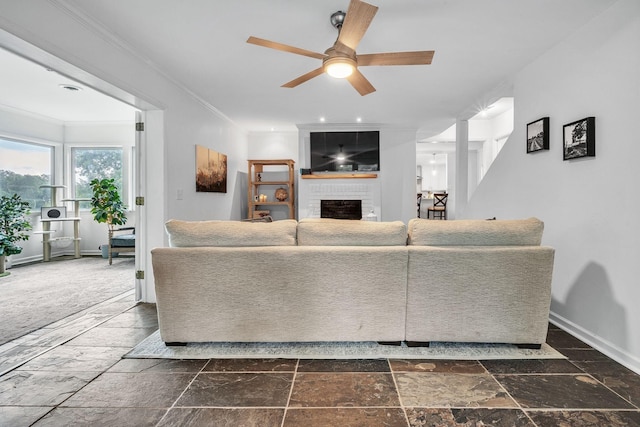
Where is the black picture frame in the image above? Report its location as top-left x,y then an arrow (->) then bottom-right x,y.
526,117 -> 549,153
563,117 -> 595,160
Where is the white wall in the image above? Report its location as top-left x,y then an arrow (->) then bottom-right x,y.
380,128 -> 418,223
0,105 -> 64,143
417,153 -> 447,193
464,0 -> 640,373
248,131 -> 299,161
484,108 -> 514,174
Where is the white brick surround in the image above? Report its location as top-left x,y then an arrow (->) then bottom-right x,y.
298,177 -> 381,220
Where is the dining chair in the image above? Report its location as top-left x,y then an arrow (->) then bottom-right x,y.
427,193 -> 448,220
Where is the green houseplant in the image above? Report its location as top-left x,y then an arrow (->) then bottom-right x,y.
89,178 -> 128,232
0,194 -> 32,277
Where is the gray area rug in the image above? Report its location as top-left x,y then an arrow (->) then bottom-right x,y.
126,330 -> 565,360
0,256 -> 135,345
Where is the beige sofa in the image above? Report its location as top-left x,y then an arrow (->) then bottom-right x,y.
152,217 -> 554,347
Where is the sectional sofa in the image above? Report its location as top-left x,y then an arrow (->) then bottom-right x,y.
151,217 -> 554,348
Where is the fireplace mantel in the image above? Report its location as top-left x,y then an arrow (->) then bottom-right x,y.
301,173 -> 377,180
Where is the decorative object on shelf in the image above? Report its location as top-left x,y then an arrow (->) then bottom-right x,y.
275,187 -> 288,202
563,117 -> 595,160
527,117 -> 549,153
253,210 -> 270,219
0,194 -> 32,277
259,194 -> 268,202
49,236 -> 74,249
364,209 -> 377,221
196,145 -> 227,193
41,206 -> 67,219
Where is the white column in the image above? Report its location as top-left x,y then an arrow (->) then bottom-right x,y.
455,119 -> 469,218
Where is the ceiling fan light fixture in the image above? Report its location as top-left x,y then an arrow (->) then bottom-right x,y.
324,57 -> 356,79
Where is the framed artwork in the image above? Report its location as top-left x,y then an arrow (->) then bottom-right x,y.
563,117 -> 595,160
526,117 -> 549,153
195,145 -> 227,192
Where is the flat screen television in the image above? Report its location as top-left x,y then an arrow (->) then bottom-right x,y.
310,131 -> 380,172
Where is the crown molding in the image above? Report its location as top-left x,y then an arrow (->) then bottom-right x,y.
0,103 -> 63,125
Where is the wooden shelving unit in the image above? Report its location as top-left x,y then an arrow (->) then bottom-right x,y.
248,159 -> 295,219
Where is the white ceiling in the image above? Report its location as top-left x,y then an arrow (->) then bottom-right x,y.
0,0 -> 616,136
0,48 -> 137,123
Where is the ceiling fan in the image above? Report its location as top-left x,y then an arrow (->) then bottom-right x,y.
246,0 -> 435,96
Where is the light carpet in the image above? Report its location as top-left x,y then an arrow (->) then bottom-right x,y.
126,330 -> 565,360
0,256 -> 135,345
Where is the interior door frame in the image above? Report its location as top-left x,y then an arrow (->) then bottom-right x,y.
134,111 -> 146,301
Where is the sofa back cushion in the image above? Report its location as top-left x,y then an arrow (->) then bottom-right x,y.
165,219 -> 298,247
297,218 -> 408,246
407,217 -> 544,246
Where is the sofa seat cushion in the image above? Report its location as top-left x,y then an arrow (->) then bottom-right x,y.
111,234 -> 135,247
298,218 -> 408,246
165,219 -> 297,247
407,217 -> 544,246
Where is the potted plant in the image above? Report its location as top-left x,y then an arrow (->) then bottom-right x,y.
0,194 -> 32,277
90,178 -> 128,232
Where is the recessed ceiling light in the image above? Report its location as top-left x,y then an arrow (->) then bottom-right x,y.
59,84 -> 82,92
319,117 -> 326,122
356,117 -> 362,122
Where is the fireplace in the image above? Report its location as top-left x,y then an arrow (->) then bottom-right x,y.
321,200 -> 362,220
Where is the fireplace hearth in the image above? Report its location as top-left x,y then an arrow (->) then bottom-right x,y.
321,200 -> 362,220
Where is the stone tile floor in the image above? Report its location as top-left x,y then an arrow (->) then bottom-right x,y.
0,293 -> 639,426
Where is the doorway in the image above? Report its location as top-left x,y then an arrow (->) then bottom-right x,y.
0,36 -> 160,336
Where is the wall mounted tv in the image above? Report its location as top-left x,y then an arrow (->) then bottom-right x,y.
310,131 -> 380,172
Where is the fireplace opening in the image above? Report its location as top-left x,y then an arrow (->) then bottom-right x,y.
321,200 -> 362,220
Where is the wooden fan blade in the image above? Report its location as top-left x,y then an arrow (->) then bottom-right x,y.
346,69 -> 376,96
358,51 -> 435,66
247,36 -> 326,60
337,0 -> 378,51
282,67 -> 325,88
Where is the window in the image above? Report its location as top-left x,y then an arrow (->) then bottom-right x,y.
0,138 -> 53,209
71,147 -> 123,209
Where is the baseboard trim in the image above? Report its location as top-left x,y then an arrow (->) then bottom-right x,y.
549,311 -> 640,375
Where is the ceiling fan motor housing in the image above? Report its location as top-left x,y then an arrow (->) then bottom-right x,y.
331,10 -> 346,29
